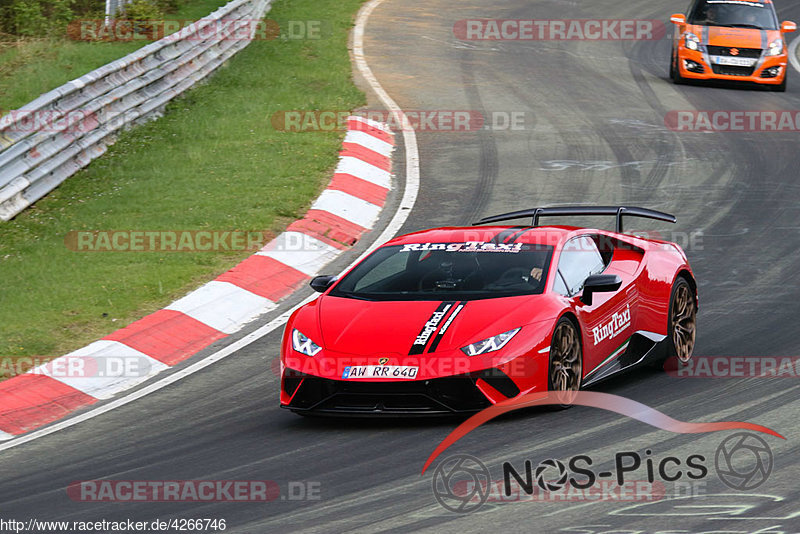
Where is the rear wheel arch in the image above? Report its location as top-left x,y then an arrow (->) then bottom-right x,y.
675,269 -> 698,304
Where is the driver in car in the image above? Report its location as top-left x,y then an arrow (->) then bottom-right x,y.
704,3 -> 721,24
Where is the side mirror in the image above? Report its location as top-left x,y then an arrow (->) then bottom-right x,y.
670,13 -> 686,25
310,275 -> 337,293
781,20 -> 797,33
581,274 -> 622,306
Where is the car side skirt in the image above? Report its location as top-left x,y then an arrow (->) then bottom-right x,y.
582,331 -> 667,387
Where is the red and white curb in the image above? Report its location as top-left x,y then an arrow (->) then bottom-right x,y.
0,116 -> 394,439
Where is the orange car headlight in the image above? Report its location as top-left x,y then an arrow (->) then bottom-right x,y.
767,38 -> 784,56
684,32 -> 700,51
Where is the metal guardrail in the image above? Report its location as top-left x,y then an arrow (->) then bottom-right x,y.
0,0 -> 272,221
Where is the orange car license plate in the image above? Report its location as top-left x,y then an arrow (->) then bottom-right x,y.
713,56 -> 757,67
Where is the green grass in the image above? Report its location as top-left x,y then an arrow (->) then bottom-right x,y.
0,0 -> 367,371
0,0 -> 230,110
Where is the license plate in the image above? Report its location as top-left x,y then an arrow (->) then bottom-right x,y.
341,365 -> 419,380
713,56 -> 756,67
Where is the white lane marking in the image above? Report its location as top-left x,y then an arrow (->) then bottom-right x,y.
789,35 -> 800,74
32,341 -> 169,400
165,281 -> 276,334
0,0 -> 420,451
0,301 -> 313,451
257,231 -> 341,276
0,430 -> 13,441
311,189 -> 382,229
344,129 -> 394,158
336,156 -> 392,188
352,0 -> 421,246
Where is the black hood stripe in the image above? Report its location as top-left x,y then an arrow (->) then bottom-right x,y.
427,301 -> 466,353
408,301 -> 455,355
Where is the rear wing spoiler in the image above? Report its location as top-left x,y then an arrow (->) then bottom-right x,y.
473,206 -> 676,234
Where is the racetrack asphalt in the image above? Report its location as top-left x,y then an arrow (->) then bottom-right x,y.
3,0 -> 800,532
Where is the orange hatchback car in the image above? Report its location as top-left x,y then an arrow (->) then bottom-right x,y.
670,0 -> 796,91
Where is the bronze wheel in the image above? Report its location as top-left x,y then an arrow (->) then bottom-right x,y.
669,278 -> 696,365
548,317 -> 583,407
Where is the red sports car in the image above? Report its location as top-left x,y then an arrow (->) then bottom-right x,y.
280,206 -> 698,416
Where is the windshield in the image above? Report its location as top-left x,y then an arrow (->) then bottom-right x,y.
688,0 -> 779,30
330,242 -> 554,301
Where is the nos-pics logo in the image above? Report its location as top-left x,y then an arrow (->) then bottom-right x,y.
431,432 -> 774,513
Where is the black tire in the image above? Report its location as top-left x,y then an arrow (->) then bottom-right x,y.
669,48 -> 676,80
667,277 -> 697,366
547,317 -> 583,409
672,56 -> 686,85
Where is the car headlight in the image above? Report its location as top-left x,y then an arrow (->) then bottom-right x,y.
461,328 -> 520,356
292,329 -> 322,356
684,32 -> 700,51
767,38 -> 783,56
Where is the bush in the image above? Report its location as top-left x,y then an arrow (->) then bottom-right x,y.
119,0 -> 165,37
71,0 -> 105,17
8,1 -> 48,37
121,0 -> 165,22
155,0 -> 180,14
0,0 -> 78,37
0,0 -> 186,37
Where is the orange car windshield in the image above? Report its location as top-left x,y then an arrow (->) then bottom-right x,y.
688,0 -> 779,30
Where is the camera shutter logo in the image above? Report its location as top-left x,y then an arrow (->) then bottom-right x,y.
535,458 -> 569,491
715,432 -> 773,491
431,454 -> 490,513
